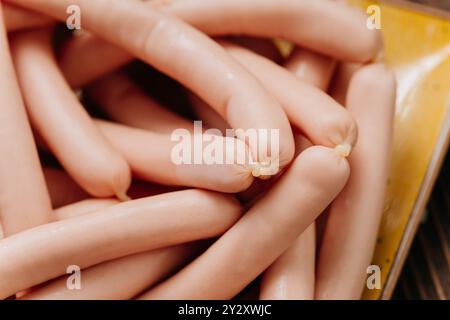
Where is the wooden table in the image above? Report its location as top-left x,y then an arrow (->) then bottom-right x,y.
394,149 -> 450,299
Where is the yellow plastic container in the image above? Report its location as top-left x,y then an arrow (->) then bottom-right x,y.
347,0 -> 450,299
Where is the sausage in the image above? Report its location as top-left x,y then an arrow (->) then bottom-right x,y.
188,34 -> 285,137
261,48 -> 336,297
43,166 -> 180,208
231,36 -> 283,64
94,119 -> 254,193
0,7 -> 53,236
22,242 -> 203,300
187,37 -> 283,134
259,48 -> 336,299
87,72 -> 193,134
316,63 -> 396,299
55,0 -> 381,88
260,225 -> 316,300
162,0 -> 381,62
3,3 -> 53,32
188,92 -> 230,135
221,42 -> 358,154
0,189 -> 242,298
87,71 -> 231,142
54,198 -> 119,220
10,29 -> 132,199
259,47 -> 340,299
139,146 -> 350,299
284,48 -> 336,91
8,0 -> 295,173
22,199 -> 202,300
44,167 -> 90,209
329,62 -> 362,106
59,32 -> 132,89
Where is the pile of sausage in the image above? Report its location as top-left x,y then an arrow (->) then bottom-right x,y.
0,0 -> 396,300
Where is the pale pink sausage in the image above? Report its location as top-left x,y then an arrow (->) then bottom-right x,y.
0,189 -> 242,299
51,189 -> 178,220
316,63 -> 396,300
87,72 -> 193,134
22,242 -> 202,300
44,166 -> 179,208
189,37 -> 282,133
0,8 -> 52,236
162,0 -> 381,62
58,32 -> 132,89
44,167 -> 90,209
259,47 -> 340,300
189,92 -> 230,134
231,36 -> 283,64
53,198 -> 119,220
285,48 -> 336,91
260,225 -> 316,300
24,200 -> 202,300
329,62 -> 362,106
10,29 -> 132,199
59,32 -> 132,89
95,119 -> 254,193
8,0 -> 295,171
139,146 -> 350,299
221,42 -> 358,151
3,3 -> 53,32
55,0 -> 381,86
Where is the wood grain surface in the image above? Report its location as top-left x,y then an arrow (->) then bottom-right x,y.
410,0 -> 450,11
394,149 -> 450,299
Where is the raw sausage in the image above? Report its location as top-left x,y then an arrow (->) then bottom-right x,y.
11,29 -> 132,199
316,64 -> 396,299
139,146 -> 350,299
0,8 -> 52,236
0,189 -> 242,299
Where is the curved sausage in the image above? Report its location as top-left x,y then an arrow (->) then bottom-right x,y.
285,48 -> 336,91
259,47 -> 341,299
43,166 -> 180,209
55,0 -> 381,88
10,29 -> 132,199
188,37 -> 282,134
221,42 -> 358,153
316,63 -> 396,299
0,8 -> 52,236
8,0 -> 295,173
329,62 -> 362,106
162,0 -> 381,62
3,3 -> 53,32
188,92 -> 230,134
260,225 -> 316,300
22,242 -> 202,300
0,189 -> 242,299
23,199 -> 202,300
95,119 -> 254,193
53,198 -> 119,220
139,146 -> 350,299
59,32 -> 131,88
231,36 -> 283,64
87,72 -> 193,134
44,167 -> 90,209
